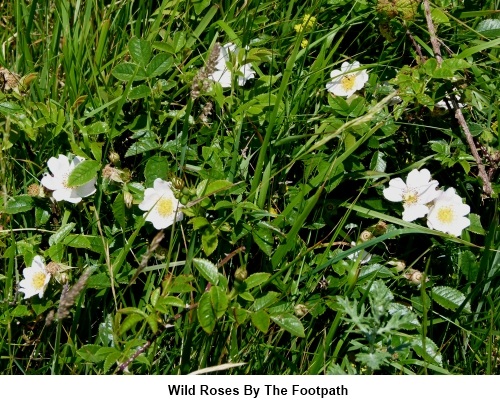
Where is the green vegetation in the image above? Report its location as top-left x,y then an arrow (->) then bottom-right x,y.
0,0 -> 499,375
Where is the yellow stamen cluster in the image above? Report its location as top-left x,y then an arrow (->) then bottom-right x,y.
436,206 -> 454,224
340,74 -> 357,92
157,197 -> 174,217
32,272 -> 47,289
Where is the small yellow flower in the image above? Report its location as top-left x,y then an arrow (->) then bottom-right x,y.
301,39 -> 309,48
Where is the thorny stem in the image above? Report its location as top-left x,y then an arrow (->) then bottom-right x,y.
422,0 -> 493,196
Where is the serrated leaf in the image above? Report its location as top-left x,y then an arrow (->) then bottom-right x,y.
46,243 -> 65,262
0,101 -> 22,114
144,156 -> 170,187
210,286 -> 228,319
244,273 -> 270,290
112,193 -> 126,229
193,258 -> 219,285
4,195 -> 34,214
251,310 -> 270,333
189,216 -> 210,230
412,337 -> 443,366
355,352 -> 392,370
119,313 -> 144,335
476,19 -> 500,37
129,84 -> 151,100
156,296 -> 185,309
432,286 -> 471,313
252,226 -> 273,256
129,37 -> 152,67
67,160 -> 100,188
270,313 -> 305,337
202,180 -> 234,197
253,291 -> 280,312
468,213 -> 484,235
11,305 -> 31,318
201,227 -> 218,256
104,350 -> 122,373
111,62 -> 147,81
198,291 -> 216,334
83,121 -> 109,135
77,344 -> 102,363
98,314 -> 114,346
232,306 -> 248,325
146,53 -> 172,78
124,137 -> 159,157
49,222 -> 76,246
63,234 -> 104,254
145,313 -> 158,334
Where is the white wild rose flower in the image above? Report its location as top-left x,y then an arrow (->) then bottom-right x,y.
326,61 -> 369,97
19,255 -> 51,299
426,188 -> 470,237
383,168 -> 441,222
139,179 -> 184,230
208,42 -> 256,88
41,154 -> 96,204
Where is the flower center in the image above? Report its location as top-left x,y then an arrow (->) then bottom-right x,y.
32,271 -> 47,290
341,74 -> 356,91
61,173 -> 75,189
436,206 -> 454,224
157,197 -> 174,218
402,190 -> 418,205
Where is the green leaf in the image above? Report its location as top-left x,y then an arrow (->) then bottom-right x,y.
67,159 -> 100,188
0,101 -> 22,114
46,243 -> 65,262
145,313 -> 158,334
155,296 -> 185,311
77,344 -> 102,363
4,195 -> 34,214
252,226 -> 273,256
129,84 -> 151,100
49,222 -> 76,246
232,305 -> 248,325
270,313 -> 305,337
253,291 -> 280,312
189,216 -> 210,230
193,258 -> 219,285
146,53 -> 172,78
124,137 -> 159,157
119,313 -> 144,335
112,193 -> 126,229
11,305 -> 31,318
144,156 -> 170,187
251,310 -> 270,333
355,352 -> 392,371
210,286 -> 228,318
412,337 -> 443,366
63,234 -> 104,254
476,19 -> 500,38
83,121 -> 109,135
103,349 -> 122,373
201,227 -> 218,256
202,180 -> 234,197
111,62 -> 148,81
468,213 -> 484,235
244,273 -> 270,290
129,37 -> 152,67
197,291 -> 216,334
432,286 -> 471,313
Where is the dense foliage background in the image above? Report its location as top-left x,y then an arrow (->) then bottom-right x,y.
0,0 -> 499,374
